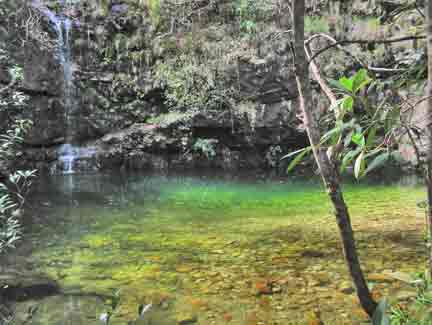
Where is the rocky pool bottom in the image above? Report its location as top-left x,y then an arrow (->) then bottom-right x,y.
2,172 -> 428,324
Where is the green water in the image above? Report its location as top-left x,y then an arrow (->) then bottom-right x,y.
21,172 -> 426,324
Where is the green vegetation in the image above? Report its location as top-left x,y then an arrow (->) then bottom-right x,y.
148,0 -> 161,28
286,69 -> 403,178
2,0 -> 432,324
304,16 -> 330,33
233,0 -> 274,33
147,111 -> 197,127
155,55 -> 230,112
0,122 -> 35,254
192,138 -> 218,159
0,58 -> 35,255
372,272 -> 432,324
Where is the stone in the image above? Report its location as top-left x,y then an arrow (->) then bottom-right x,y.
0,271 -> 60,302
367,273 -> 397,283
176,313 -> 198,325
339,281 -> 355,295
12,295 -> 105,324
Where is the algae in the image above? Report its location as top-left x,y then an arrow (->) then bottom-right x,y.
27,173 -> 426,324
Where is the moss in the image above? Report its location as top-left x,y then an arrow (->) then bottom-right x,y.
147,111 -> 197,127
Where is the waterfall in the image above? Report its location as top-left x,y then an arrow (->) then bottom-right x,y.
33,0 -> 97,175
36,0 -> 79,174
54,13 -> 78,174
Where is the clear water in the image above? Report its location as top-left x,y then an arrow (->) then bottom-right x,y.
17,172 -> 426,324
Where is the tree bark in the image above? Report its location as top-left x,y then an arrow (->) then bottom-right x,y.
292,0 -> 377,317
426,0 -> 432,278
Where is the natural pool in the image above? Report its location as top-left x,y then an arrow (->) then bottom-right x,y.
11,172 -> 427,324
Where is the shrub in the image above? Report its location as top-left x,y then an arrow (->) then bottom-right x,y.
154,55 -> 230,112
192,138 -> 218,159
0,121 -> 35,254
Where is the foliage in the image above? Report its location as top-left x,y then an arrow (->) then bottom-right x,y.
192,138 -> 218,159
9,65 -> 23,82
0,192 -> 20,253
154,55 -> 231,112
0,170 -> 36,254
233,0 -> 273,34
285,69 -> 403,179
147,111 -> 198,128
265,145 -> 282,168
372,299 -> 390,325
373,271 -> 432,324
304,16 -> 330,34
0,55 -> 28,110
0,121 -> 35,254
148,0 -> 161,28
326,69 -> 404,179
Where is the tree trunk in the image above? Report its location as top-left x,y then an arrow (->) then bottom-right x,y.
292,0 -> 377,317
426,0 -> 432,278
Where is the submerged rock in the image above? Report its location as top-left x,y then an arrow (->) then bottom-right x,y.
176,313 -> 198,325
0,271 -> 60,302
12,295 -> 105,325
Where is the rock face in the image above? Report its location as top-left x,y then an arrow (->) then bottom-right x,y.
1,0 -> 310,173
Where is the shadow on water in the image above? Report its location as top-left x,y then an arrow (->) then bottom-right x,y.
9,170 -> 427,324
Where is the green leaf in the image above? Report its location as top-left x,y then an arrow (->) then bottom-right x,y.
328,78 -> 351,92
365,152 -> 390,174
352,69 -> 371,94
340,148 -> 362,174
322,127 -> 342,144
321,120 -> 355,144
343,130 -> 353,148
372,299 -> 390,325
329,98 -> 345,111
339,76 -> 353,92
351,133 -> 365,147
280,147 -> 309,160
354,151 -> 365,179
341,96 -> 354,111
286,147 -> 312,172
366,126 -> 377,148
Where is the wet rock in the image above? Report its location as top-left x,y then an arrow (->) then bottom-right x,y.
367,273 -> 397,283
339,281 -> 355,295
12,295 -> 105,325
0,271 -> 60,302
237,56 -> 297,104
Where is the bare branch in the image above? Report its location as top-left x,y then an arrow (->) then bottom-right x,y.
306,33 -> 410,72
308,35 -> 426,64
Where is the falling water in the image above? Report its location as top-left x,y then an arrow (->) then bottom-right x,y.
54,13 -> 78,174
37,0 -> 79,174
33,0 -> 97,174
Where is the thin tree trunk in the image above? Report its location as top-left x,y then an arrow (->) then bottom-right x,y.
426,0 -> 432,278
292,0 -> 377,317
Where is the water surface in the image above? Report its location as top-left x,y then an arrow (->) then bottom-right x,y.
18,172 -> 426,324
